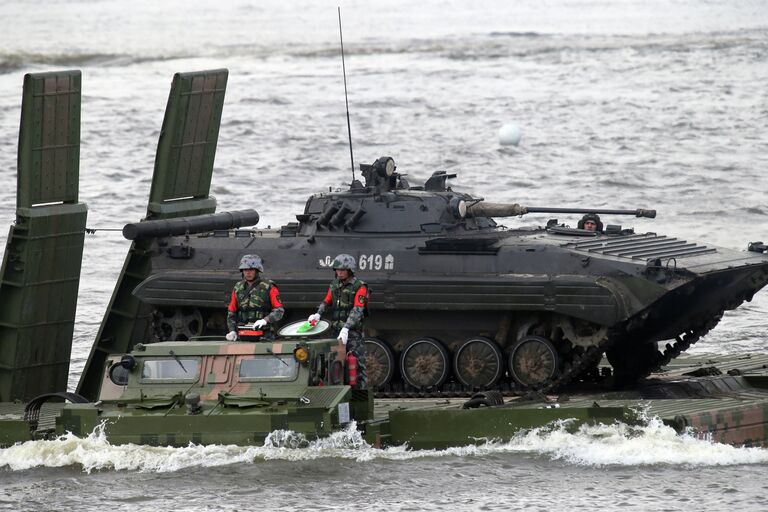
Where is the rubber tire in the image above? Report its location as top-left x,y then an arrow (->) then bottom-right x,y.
400,337 -> 450,389
365,337 -> 396,388
508,335 -> 560,388
453,336 -> 504,389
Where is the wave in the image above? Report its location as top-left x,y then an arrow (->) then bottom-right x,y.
2,415 -> 766,474
0,50 -> 203,74
2,26 -> 765,75
488,31 -> 545,38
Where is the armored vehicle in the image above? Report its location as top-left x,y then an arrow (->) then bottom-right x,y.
7,330 -> 371,447
70,69 -> 768,400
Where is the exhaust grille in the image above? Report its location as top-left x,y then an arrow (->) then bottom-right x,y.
564,234 -> 717,260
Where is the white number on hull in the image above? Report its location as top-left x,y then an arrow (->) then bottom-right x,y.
320,254 -> 395,270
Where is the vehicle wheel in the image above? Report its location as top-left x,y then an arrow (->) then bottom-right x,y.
156,307 -> 204,341
453,337 -> 504,389
400,337 -> 450,389
508,335 -> 560,388
365,337 -> 395,389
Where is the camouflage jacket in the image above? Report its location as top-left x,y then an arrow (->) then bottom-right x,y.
317,277 -> 369,332
227,279 -> 284,333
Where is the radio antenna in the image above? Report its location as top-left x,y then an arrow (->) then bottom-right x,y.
338,7 -> 355,183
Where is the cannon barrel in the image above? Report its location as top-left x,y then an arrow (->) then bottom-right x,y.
523,206 -> 656,218
467,202 -> 656,219
123,209 -> 260,240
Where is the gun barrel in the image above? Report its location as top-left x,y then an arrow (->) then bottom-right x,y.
468,203 -> 655,219
523,207 -> 656,218
123,209 -> 260,240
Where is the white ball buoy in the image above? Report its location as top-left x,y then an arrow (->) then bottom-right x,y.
498,123 -> 522,146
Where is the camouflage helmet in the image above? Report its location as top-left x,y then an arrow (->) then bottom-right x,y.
238,254 -> 264,272
332,253 -> 356,271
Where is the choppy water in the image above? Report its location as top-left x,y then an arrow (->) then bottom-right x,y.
3,420 -> 768,511
1,0 -> 768,510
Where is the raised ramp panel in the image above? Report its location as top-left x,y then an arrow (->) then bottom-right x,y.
148,69 -> 228,218
77,69 -> 228,400
0,70 -> 87,401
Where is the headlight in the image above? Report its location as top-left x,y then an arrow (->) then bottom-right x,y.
384,157 -> 395,176
294,347 -> 309,363
109,363 -> 130,386
375,156 -> 396,177
449,197 -> 467,219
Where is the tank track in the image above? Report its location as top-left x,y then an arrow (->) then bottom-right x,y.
539,341 -> 614,394
636,310 -> 724,381
374,382 -> 519,399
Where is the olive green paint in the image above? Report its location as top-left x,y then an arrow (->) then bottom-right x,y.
0,71 -> 87,401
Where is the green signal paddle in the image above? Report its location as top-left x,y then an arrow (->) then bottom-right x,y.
297,321 -> 315,334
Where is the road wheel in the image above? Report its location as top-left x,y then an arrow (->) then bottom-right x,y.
400,337 -> 450,389
155,307 -> 203,341
453,337 -> 504,389
508,335 -> 560,388
365,337 -> 396,389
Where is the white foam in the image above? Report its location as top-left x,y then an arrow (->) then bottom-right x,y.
2,417 -> 767,473
496,417 -> 768,466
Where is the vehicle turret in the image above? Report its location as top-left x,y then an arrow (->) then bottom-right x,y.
295,157 -> 656,238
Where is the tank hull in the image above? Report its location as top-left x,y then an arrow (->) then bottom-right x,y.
128,228 -> 768,392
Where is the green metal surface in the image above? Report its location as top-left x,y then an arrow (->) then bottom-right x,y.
373,356 -> 768,449
16,71 -> 81,210
0,70 -> 86,401
77,69 -> 228,400
387,405 -> 629,449
0,402 -> 65,445
148,69 -> 228,218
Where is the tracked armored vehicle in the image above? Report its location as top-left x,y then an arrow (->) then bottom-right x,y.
116,160 -> 768,393
68,68 -> 768,401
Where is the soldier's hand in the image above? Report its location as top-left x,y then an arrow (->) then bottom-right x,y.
225,331 -> 238,341
308,313 -> 321,325
338,327 -> 349,346
253,319 -> 268,329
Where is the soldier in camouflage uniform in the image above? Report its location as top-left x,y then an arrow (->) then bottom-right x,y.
308,254 -> 369,389
226,254 -> 284,341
